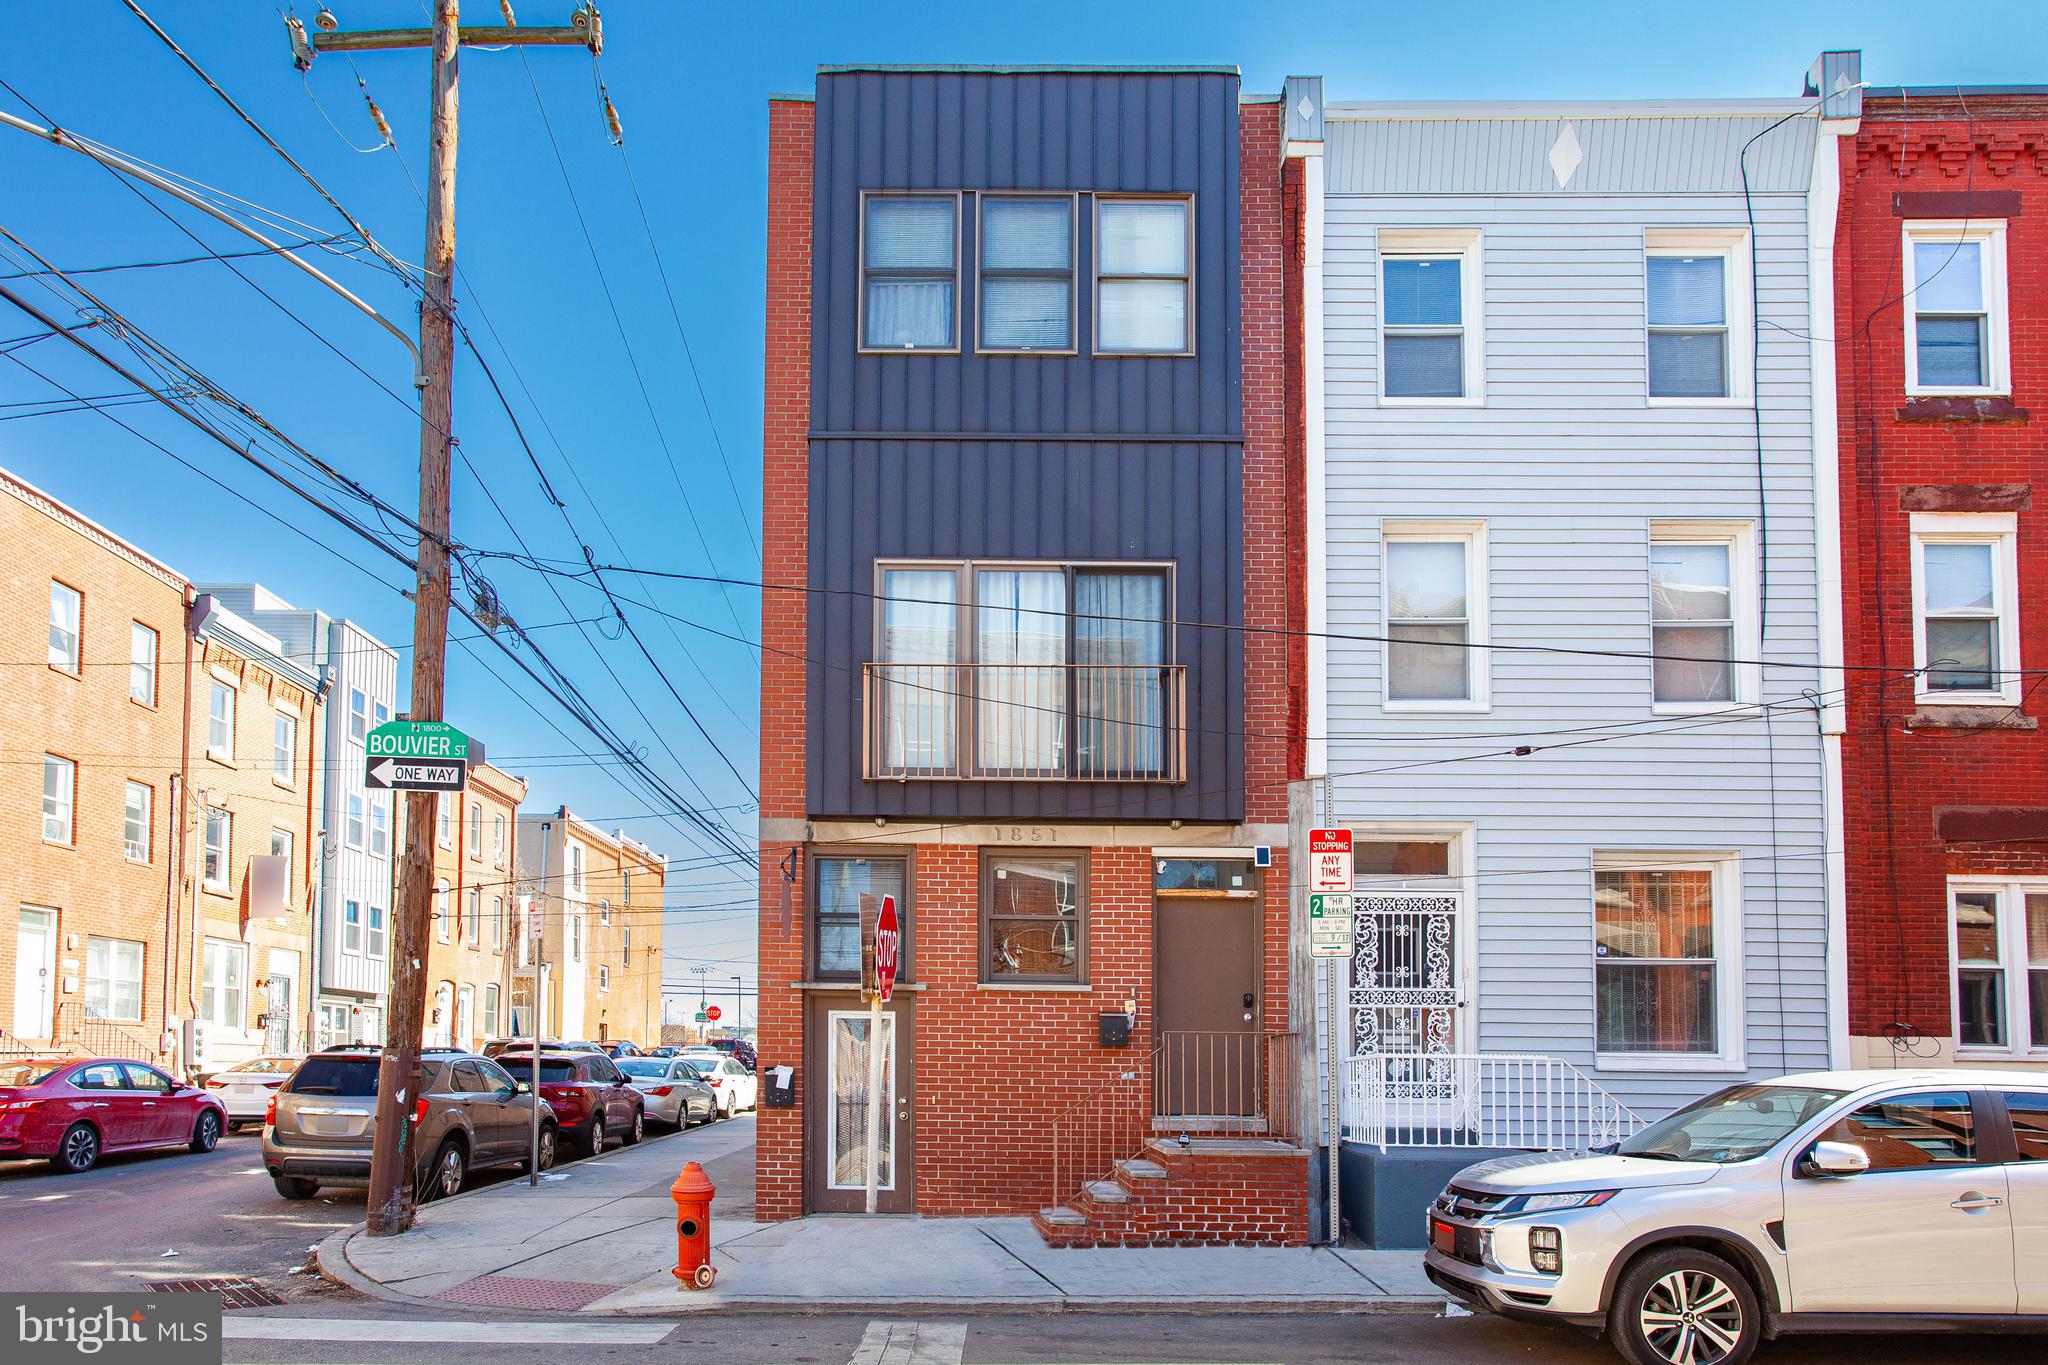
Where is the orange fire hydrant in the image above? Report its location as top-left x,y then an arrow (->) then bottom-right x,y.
671,1161 -> 717,1290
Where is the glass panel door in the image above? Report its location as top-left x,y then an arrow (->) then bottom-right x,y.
826,1010 -> 895,1190
975,569 -> 1066,776
1075,572 -> 1166,778
881,569 -> 958,773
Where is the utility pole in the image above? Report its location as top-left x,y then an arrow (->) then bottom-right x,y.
307,1 -> 604,1240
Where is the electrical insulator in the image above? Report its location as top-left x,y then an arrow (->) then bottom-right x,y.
365,95 -> 393,145
603,94 -> 623,145
285,15 -> 315,72
314,5 -> 339,32
500,0 -> 517,25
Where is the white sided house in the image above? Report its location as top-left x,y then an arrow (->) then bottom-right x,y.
1295,57 -> 1865,1245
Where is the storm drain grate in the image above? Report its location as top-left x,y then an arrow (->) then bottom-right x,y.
435,1275 -> 617,1311
148,1277 -> 287,1309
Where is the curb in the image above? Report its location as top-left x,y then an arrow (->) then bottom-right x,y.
314,1229 -> 1443,1319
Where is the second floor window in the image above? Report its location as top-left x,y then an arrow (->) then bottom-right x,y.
273,711 -> 297,782
129,622 -> 158,704
979,196 -> 1074,351
208,681 -> 235,762
370,799 -> 389,857
48,581 -> 80,672
346,794 -> 365,849
1905,222 -> 2008,394
1095,198 -> 1191,354
862,195 -> 957,351
468,803 -> 482,859
1912,513 -> 2020,704
42,754 -> 75,843
123,781 -> 151,862
1383,525 -> 1485,707
1649,522 -> 1754,708
348,688 -> 368,744
202,807 -> 230,891
872,562 -> 1178,781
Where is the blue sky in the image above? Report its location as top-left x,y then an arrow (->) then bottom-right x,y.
2,0 -> 2044,1016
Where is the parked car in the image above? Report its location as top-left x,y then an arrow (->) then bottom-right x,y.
0,1057 -> 226,1173
603,1041 -> 644,1058
1423,1069 -> 2048,1365
262,1046 -> 556,1201
481,1037 -> 604,1059
617,1055 -> 716,1129
646,1046 -> 680,1058
494,1048 -> 644,1156
680,1052 -> 759,1117
202,1056 -> 303,1132
704,1036 -> 757,1071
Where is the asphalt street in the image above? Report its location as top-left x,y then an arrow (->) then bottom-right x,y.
3,1116 -> 2039,1365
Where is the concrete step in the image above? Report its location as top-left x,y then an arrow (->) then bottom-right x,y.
1114,1158 -> 1168,1181
1082,1180 -> 1128,1205
1035,1205 -> 1086,1226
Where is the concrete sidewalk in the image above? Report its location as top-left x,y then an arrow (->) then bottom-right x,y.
321,1118 -> 1440,1316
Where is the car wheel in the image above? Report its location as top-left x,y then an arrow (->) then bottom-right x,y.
422,1139 -> 466,1203
536,1123 -> 557,1172
273,1175 -> 320,1200
51,1122 -> 99,1174
722,1092 -> 735,1119
1607,1246 -> 1760,1365
623,1108 -> 643,1146
584,1115 -> 606,1157
189,1110 -> 221,1153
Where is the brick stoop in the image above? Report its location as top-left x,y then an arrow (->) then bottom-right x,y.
1032,1138 -> 1310,1248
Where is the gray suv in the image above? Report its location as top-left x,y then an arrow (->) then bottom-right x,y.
262,1047 -> 558,1202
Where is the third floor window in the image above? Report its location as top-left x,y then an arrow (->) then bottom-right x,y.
861,194 -> 958,351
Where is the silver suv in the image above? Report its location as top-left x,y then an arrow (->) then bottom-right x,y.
1425,1069 -> 2048,1365
263,1046 -> 558,1202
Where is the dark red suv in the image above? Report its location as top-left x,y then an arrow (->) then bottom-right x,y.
495,1048 -> 643,1156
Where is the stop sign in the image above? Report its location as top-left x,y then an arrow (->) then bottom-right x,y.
704,1005 -> 722,1022
875,894 -> 899,1003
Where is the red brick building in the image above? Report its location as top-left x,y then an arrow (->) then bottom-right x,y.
756,66 -> 1310,1242
1835,87 -> 2048,1069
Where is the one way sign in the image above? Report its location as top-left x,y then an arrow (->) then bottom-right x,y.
366,758 -> 466,792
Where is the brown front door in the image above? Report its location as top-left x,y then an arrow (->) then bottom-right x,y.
805,994 -> 916,1213
1153,871 -> 1261,1127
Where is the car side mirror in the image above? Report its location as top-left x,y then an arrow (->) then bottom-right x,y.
1803,1140 -> 1871,1177
513,1081 -> 531,1095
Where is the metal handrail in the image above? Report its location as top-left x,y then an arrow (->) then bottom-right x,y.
863,662 -> 1188,782
1343,1051 -> 1647,1151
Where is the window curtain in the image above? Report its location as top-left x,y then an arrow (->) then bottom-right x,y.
1075,572 -> 1166,776
881,570 -> 957,772
976,570 -> 1066,775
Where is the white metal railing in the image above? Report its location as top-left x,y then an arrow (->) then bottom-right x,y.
1342,1052 -> 1647,1151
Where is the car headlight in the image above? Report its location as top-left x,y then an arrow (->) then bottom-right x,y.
1513,1189 -> 1617,1214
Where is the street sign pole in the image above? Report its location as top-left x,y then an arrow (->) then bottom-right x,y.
1310,808 -> 1351,1245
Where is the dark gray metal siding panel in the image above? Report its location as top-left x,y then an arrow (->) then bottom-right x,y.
803,69 -> 1248,825
806,440 -> 1243,824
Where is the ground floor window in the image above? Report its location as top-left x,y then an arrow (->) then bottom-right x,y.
201,938 -> 247,1030
85,937 -> 144,1022
1593,853 -> 1743,1068
981,853 -> 1085,983
1951,878 -> 2048,1056
812,856 -> 909,981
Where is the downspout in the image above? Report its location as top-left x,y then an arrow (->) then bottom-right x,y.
178,592 -> 200,1037
1303,146 -> 1329,779
304,675 -> 320,1051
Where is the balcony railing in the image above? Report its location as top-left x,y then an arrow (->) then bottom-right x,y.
863,662 -> 1187,782
1343,1052 -> 1647,1151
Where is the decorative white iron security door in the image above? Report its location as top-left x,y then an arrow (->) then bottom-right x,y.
1350,891 -> 1462,1070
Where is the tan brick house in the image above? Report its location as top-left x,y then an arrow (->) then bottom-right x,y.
514,809 -> 665,1047
422,759 -> 527,1052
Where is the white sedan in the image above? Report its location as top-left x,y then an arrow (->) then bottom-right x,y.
202,1056 -> 303,1130
682,1053 -> 758,1117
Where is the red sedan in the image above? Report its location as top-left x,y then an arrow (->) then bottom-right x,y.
0,1057 -> 226,1172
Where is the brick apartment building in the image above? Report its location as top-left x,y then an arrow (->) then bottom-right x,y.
424,761 -> 528,1051
756,65 -> 1310,1242
514,808 -> 665,1048
1834,86 -> 2048,1068
0,470 -> 320,1073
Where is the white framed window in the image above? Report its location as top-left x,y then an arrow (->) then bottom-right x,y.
367,903 -> 387,959
437,795 -> 452,848
202,807 -> 230,891
465,887 -> 481,947
273,710 -> 297,783
1094,196 -> 1193,355
1378,228 -> 1482,404
85,936 -> 144,1022
1644,229 -> 1753,404
42,754 -> 75,843
859,193 -> 960,352
1909,512 -> 2021,705
1950,878 -> 2048,1057
1593,852 -> 1745,1071
978,194 -> 1076,353
456,984 -> 474,1049
1649,521 -> 1758,710
129,622 -> 158,704
623,927 -> 631,965
493,813 -> 506,867
343,899 -> 363,954
201,937 -> 246,1030
1382,521 -> 1488,711
435,879 -> 451,944
123,781 -> 151,862
571,912 -> 583,963
345,794 -> 365,850
348,688 -> 368,745
481,983 -> 500,1041
369,799 -> 389,858
566,841 -> 586,896
598,965 -> 610,994
207,680 -> 235,762
373,700 -> 390,729
270,828 -> 293,906
1903,220 -> 2010,395
492,895 -> 505,951
48,580 -> 80,672
468,803 -> 482,859
600,898 -> 612,927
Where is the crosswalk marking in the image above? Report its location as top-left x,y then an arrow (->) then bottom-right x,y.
848,1320 -> 968,1365
221,1317 -> 674,1344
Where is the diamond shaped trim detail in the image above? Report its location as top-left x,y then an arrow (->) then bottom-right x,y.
1296,95 -> 1316,123
1548,121 -> 1583,188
